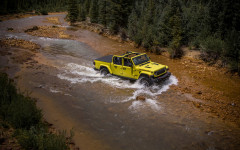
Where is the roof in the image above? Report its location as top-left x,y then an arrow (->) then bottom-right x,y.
121,51 -> 142,58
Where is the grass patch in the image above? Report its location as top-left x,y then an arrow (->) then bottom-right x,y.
0,73 -> 72,149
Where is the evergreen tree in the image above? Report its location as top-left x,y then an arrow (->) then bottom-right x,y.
68,0 -> 79,25
98,0 -> 107,26
128,9 -> 138,41
169,9 -> 183,58
89,0 -> 98,23
83,0 -> 91,17
78,4 -> 86,21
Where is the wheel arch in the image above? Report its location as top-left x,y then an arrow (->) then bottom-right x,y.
138,73 -> 151,80
100,65 -> 112,74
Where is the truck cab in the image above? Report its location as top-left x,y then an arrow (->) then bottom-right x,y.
94,52 -> 171,86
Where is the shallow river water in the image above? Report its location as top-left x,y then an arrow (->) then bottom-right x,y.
0,14 -> 239,150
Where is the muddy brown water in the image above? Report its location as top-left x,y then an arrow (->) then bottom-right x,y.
0,14 -> 239,150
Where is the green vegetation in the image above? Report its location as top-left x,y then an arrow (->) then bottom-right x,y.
0,0 -> 68,15
0,73 -> 71,149
68,0 -> 79,24
69,0 -> 239,74
0,0 -> 239,73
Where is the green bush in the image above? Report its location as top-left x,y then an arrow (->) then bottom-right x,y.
15,127 -> 69,150
0,73 -> 71,149
0,73 -> 17,107
0,73 -> 42,129
200,36 -> 225,62
169,38 -> 184,58
6,96 -> 42,129
40,10 -> 48,15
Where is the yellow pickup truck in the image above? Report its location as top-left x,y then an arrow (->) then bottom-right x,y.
93,52 -> 171,86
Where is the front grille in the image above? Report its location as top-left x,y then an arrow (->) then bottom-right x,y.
155,67 -> 166,76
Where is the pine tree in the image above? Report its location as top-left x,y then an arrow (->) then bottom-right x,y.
68,0 -> 79,25
78,4 -> 86,21
98,0 -> 107,26
83,0 -> 91,17
128,9 -> 138,40
169,9 -> 183,58
89,0 -> 98,23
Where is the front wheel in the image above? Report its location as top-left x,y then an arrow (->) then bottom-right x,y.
100,68 -> 109,76
139,77 -> 153,87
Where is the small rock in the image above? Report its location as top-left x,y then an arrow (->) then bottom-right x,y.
193,102 -> 201,108
74,147 -> 80,150
7,27 -> 13,31
197,91 -> 202,94
38,85 -> 43,88
136,96 -> 146,101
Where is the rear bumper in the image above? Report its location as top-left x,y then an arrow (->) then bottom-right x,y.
152,72 -> 171,83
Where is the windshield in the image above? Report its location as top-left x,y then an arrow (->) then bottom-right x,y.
132,54 -> 150,65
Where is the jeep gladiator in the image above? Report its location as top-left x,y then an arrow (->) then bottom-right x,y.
93,52 -> 171,86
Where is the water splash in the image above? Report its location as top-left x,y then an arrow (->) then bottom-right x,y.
57,63 -> 178,111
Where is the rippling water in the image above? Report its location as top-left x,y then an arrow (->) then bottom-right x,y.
57,62 -> 178,112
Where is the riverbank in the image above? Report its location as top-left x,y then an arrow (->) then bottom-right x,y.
0,73 -> 76,150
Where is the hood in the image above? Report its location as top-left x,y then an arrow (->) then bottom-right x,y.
136,62 -> 166,72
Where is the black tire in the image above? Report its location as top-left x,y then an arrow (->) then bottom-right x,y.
139,77 -> 153,87
100,68 -> 109,76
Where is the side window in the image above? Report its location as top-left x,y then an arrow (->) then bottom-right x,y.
113,57 -> 122,65
123,58 -> 132,67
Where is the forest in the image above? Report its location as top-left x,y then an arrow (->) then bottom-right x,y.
68,0 -> 240,74
0,0 -> 239,74
0,0 -> 68,14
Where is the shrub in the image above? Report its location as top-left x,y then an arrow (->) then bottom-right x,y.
0,73 -> 42,129
151,46 -> 163,55
6,95 -> 42,129
15,127 -> 69,150
0,73 -> 71,149
0,73 -> 17,107
169,38 -> 184,58
40,10 -> 48,15
199,36 -> 225,62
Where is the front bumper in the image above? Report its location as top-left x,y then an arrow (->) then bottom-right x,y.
152,72 -> 171,83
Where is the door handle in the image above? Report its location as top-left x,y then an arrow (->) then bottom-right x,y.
123,67 -> 126,70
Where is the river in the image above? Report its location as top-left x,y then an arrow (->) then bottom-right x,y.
0,14 -> 239,150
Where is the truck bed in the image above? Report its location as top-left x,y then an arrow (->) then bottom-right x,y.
95,55 -> 113,63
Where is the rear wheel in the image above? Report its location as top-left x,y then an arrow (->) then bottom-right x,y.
100,68 -> 109,76
139,77 -> 153,87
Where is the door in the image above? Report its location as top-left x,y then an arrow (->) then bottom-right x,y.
122,58 -> 134,78
112,56 -> 123,76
